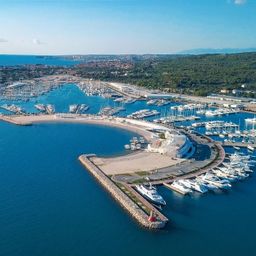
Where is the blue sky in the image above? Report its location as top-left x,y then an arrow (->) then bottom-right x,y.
0,0 -> 255,54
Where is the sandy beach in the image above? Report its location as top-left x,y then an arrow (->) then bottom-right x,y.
0,114 -> 154,141
0,114 -> 185,175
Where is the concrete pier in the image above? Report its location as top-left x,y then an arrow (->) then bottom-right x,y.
0,115 -> 32,125
79,154 -> 168,229
222,141 -> 256,149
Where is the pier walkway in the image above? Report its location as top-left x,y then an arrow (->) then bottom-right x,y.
221,141 -> 256,149
0,114 -> 32,125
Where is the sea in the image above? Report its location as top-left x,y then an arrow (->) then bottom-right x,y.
0,59 -> 256,256
0,55 -> 80,66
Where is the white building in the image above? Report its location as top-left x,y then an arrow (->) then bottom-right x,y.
147,131 -> 194,158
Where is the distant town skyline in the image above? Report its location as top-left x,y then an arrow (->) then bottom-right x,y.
0,0 -> 255,55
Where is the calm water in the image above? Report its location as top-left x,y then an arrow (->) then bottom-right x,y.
0,122 -> 255,256
0,85 -> 256,256
0,55 -> 80,66
0,83 -> 180,117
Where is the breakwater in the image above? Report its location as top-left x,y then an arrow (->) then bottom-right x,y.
78,154 -> 168,229
0,115 -> 32,126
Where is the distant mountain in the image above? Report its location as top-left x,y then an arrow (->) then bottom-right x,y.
178,48 -> 256,55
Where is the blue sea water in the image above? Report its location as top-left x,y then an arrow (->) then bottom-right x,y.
0,121 -> 255,256
0,55 -> 80,66
0,85 -> 256,256
0,83 -> 180,117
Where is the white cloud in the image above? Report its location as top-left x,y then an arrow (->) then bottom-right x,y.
0,38 -> 8,43
233,0 -> 247,5
32,38 -> 45,45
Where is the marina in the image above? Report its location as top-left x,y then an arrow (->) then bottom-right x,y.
99,106 -> 125,116
0,104 -> 25,114
69,104 -> 89,114
127,109 -> 160,119
0,111 -> 227,228
1,0 -> 256,253
0,77 -> 255,254
204,108 -> 239,117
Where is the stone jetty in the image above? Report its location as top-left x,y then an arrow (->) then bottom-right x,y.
79,154 -> 168,229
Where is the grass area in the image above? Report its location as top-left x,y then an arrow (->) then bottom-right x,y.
115,182 -> 151,215
130,178 -> 147,184
135,171 -> 150,176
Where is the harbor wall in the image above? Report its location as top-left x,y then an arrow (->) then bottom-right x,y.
78,154 -> 167,229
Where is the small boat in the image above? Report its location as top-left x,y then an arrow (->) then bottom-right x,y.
35,104 -> 46,112
69,104 -> 78,113
136,144 -> 141,150
124,144 -> 130,150
188,179 -> 208,193
247,145 -> 254,151
46,104 -> 55,114
201,174 -> 232,190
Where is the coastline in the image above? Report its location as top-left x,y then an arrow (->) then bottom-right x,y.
0,113 -> 226,230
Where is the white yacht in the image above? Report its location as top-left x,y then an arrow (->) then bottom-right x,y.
135,184 -> 166,205
229,153 -> 250,161
187,179 -> 208,193
178,179 -> 208,193
201,174 -> 231,190
46,104 -> 55,114
247,145 -> 254,152
171,180 -> 192,194
78,104 -> 89,113
69,104 -> 78,113
124,144 -> 130,150
212,169 -> 237,182
196,177 -> 218,191
35,104 -> 46,112
178,179 -> 192,189
245,117 -> 256,124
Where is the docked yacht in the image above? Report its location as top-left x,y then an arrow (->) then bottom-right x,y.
171,180 -> 192,194
196,177 -> 218,191
212,169 -> 237,182
69,104 -> 78,113
245,117 -> 256,124
247,145 -> 254,152
135,184 -> 166,206
35,104 -> 46,112
178,179 -> 208,193
79,104 -> 89,113
46,104 -> 55,114
229,152 -> 250,161
187,179 -> 208,193
201,174 -> 232,190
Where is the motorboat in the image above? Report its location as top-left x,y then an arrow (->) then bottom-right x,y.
171,180 -> 192,194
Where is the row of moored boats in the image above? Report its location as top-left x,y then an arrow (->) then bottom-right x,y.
171,152 -> 255,194
134,153 -> 255,208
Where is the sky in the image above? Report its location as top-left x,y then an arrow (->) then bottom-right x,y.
0,0 -> 255,55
